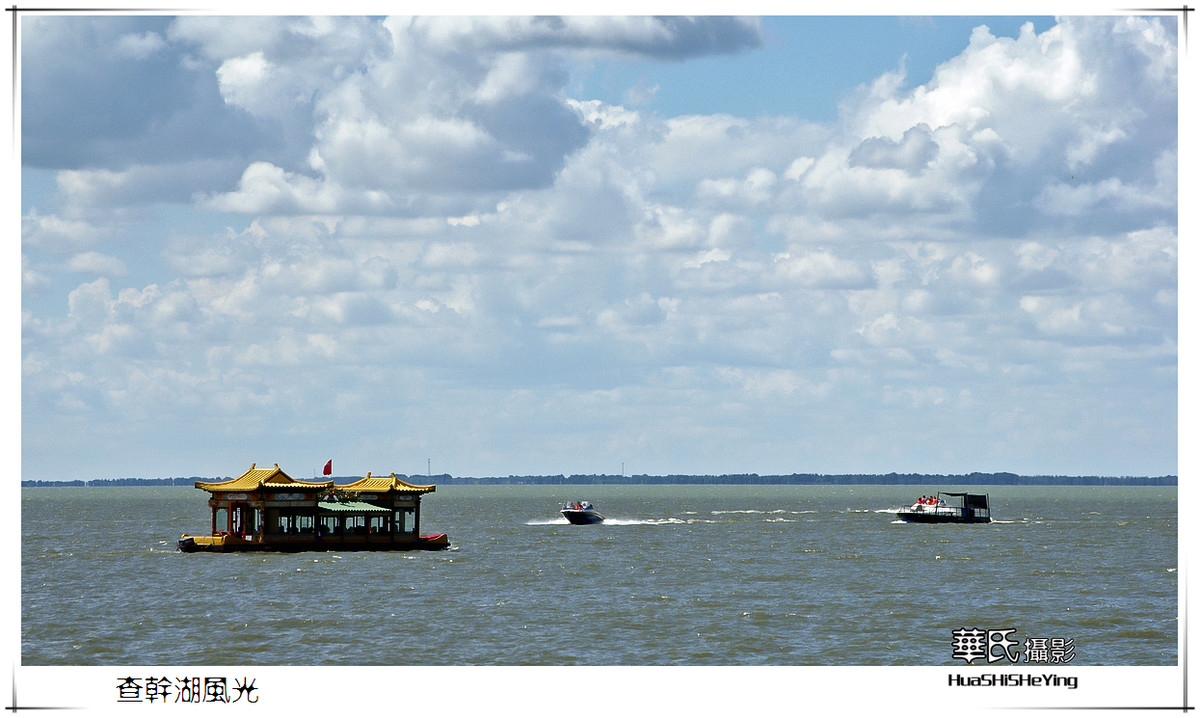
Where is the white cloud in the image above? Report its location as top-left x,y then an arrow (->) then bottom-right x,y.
388,16 -> 761,59
19,15 -> 1178,479
1034,175 -> 1173,217
815,16 -> 1175,236
215,52 -> 274,113
22,209 -> 98,253
114,31 -> 165,59
66,277 -> 114,326
65,252 -> 128,277
849,124 -> 939,174
696,167 -> 777,208
772,250 -> 873,290
203,161 -> 349,214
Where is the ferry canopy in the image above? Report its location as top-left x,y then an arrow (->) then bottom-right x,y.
340,472 -> 436,495
195,463 -> 334,493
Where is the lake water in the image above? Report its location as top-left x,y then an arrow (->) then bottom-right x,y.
21,484 -> 1177,666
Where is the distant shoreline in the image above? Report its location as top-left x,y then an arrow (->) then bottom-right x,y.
21,472 -> 1178,487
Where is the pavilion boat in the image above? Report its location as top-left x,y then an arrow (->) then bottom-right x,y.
561,501 -> 604,524
178,463 -> 450,552
897,492 -> 992,524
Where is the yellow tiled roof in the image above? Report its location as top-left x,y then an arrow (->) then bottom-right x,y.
340,472 -> 436,494
195,463 -> 334,492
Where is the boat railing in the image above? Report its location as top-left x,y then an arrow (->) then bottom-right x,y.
907,504 -> 973,517
903,497 -> 991,521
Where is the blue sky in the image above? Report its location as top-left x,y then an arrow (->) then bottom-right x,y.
571,16 -> 1056,121
18,11 -> 1181,481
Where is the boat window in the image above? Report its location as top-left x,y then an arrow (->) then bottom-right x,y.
270,510 -> 315,534
394,509 -> 411,533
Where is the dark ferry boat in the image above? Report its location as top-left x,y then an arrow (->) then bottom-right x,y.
897,492 -> 992,524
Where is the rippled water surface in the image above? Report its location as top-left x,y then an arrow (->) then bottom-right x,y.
22,484 -> 1176,665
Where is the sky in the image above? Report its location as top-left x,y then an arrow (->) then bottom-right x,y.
17,9 -> 1182,482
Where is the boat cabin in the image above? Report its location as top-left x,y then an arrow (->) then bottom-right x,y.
179,463 -> 448,551
897,491 -> 991,523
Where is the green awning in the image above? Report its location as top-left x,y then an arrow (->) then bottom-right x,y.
317,500 -> 390,514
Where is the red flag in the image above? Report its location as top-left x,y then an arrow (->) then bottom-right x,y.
323,460 -> 332,476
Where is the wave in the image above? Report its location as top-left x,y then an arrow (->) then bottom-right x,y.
528,510 -> 843,526
525,516 -> 690,526
711,509 -> 813,516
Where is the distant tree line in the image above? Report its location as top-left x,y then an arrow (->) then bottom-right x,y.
22,471 -> 1177,487
21,476 -> 232,487
430,472 -> 1177,486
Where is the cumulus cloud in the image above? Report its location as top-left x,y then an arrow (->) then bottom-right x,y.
113,30 -> 165,59
393,16 -> 762,59
849,124 -> 939,174
20,15 -> 1178,479
203,162 -> 348,214
22,16 -> 272,170
65,252 -> 128,277
823,17 -> 1175,236
773,250 -> 874,290
22,208 -> 98,254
